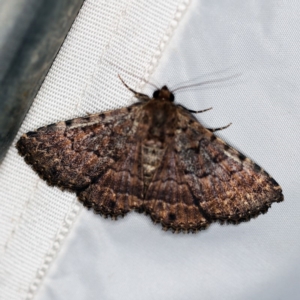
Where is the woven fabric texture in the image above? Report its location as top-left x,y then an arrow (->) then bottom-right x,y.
1,1 -> 300,300
0,1 -> 189,299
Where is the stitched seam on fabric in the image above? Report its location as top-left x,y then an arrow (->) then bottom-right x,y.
139,0 -> 191,90
0,177 -> 40,262
25,200 -> 82,300
75,4 -> 131,115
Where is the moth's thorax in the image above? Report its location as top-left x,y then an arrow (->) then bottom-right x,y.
141,99 -> 177,141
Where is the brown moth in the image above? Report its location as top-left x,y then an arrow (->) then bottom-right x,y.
16,76 -> 283,233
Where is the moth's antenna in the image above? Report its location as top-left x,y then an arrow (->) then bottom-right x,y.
118,74 -> 138,94
105,59 -> 159,90
170,65 -> 239,90
118,75 -> 152,102
172,73 -> 242,93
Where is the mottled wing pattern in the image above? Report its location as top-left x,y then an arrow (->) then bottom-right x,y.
175,107 -> 283,226
78,137 -> 144,218
143,147 -> 209,232
17,104 -> 143,193
17,84 -> 283,233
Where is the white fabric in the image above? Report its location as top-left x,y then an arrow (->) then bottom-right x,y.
0,1 -> 299,300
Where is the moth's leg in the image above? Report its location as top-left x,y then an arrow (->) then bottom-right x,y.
188,107 -> 212,114
118,75 -> 150,102
206,123 -> 232,132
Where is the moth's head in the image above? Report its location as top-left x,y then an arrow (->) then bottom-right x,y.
153,86 -> 175,102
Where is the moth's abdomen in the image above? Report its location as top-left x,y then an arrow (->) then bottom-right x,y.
141,144 -> 164,195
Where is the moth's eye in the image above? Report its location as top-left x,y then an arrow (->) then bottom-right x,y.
169,93 -> 175,102
153,90 -> 159,98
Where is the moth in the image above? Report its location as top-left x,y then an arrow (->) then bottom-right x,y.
17,76 -> 283,233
